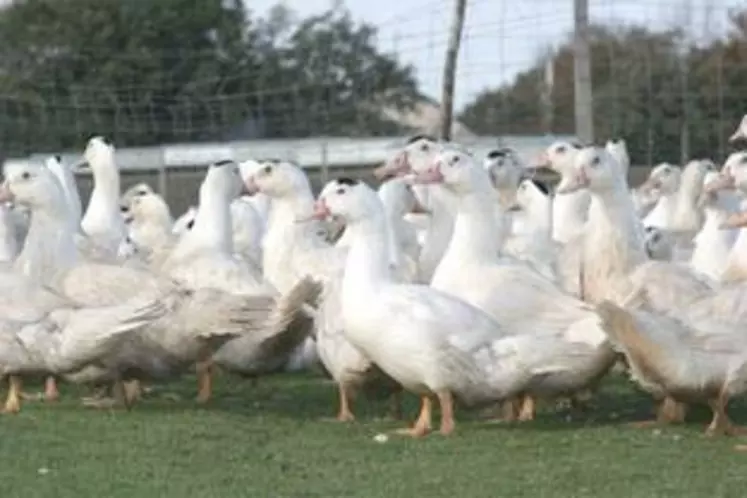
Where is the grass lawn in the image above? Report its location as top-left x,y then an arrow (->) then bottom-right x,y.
0,373 -> 745,498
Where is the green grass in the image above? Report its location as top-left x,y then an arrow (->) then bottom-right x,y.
1,373 -> 746,498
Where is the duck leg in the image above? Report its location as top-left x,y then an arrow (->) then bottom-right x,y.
517,394 -> 536,422
501,397 -> 521,421
394,395 -> 432,437
336,382 -> 355,422
44,376 -> 60,402
111,380 -> 139,411
436,390 -> 455,435
83,380 -> 129,410
123,380 -> 142,406
196,358 -> 214,404
706,395 -> 746,437
19,375 -> 60,402
659,396 -> 687,423
2,376 -> 22,414
629,395 -> 684,428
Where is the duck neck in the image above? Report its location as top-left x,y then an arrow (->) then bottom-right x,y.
263,189 -> 323,290
343,214 -> 392,296
0,207 -> 17,262
444,187 -> 502,263
14,205 -> 78,284
193,187 -> 233,254
552,178 -> 589,242
83,159 -> 120,226
671,178 -> 701,231
526,196 -> 553,239
723,229 -> 747,282
590,186 -> 646,252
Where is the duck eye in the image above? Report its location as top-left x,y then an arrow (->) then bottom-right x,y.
556,146 -> 567,154
591,156 -> 601,167
21,171 -> 31,180
740,156 -> 747,165
263,165 -> 272,174
450,156 -> 460,165
335,188 -> 345,195
419,144 -> 429,152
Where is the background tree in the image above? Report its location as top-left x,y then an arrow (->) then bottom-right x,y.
0,0 -> 420,155
460,13 -> 747,165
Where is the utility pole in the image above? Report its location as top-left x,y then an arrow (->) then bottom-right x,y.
440,0 -> 468,141
573,0 -> 593,144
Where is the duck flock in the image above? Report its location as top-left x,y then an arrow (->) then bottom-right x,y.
3,114 -> 747,440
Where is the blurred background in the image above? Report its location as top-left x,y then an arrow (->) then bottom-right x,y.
0,0 -> 745,210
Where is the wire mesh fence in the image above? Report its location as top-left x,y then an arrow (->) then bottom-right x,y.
0,0 -> 745,210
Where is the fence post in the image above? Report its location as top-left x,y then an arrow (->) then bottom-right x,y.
321,139 -> 329,186
573,0 -> 594,144
440,0 -> 468,141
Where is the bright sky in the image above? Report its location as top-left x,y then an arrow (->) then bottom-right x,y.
249,0 -> 744,110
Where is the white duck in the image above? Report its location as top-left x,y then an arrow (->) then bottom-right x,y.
78,136 -> 127,258
247,161 -> 397,421
483,148 -> 524,209
605,138 -> 630,178
121,189 -> 175,270
238,159 -> 272,224
559,147 -> 712,309
503,178 -> 557,280
162,160 -> 296,400
45,155 -> 83,232
162,160 -> 268,294
313,177 -> 596,436
172,206 -> 197,236
640,163 -> 682,229
0,204 -> 19,264
413,147 -> 614,420
689,171 -> 739,281
374,135 -> 455,283
0,283 -> 167,414
375,178 -> 423,281
0,160 -> 316,407
706,151 -> 747,282
534,141 -> 590,244
230,196 -> 264,270
597,301 -> 747,436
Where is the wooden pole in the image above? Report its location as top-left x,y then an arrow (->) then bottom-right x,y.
439,0 -> 468,141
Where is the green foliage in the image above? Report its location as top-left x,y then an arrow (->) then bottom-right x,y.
459,15 -> 747,165
0,0 -> 419,155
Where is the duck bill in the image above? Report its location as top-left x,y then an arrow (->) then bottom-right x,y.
526,151 -> 552,172
637,177 -> 661,194
704,174 -> 734,193
555,170 -> 589,194
297,199 -> 332,223
72,159 -> 89,172
721,211 -> 747,229
0,182 -> 13,203
407,168 -> 444,186
374,151 -> 410,180
243,175 -> 260,196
